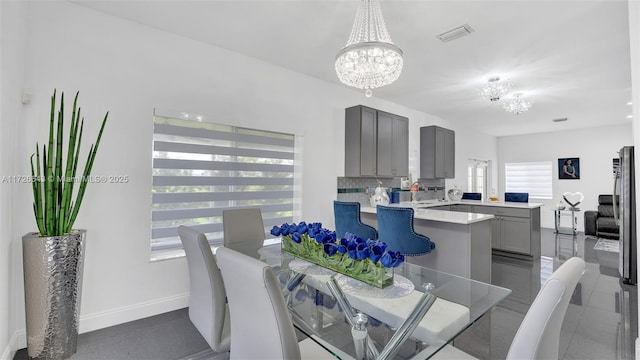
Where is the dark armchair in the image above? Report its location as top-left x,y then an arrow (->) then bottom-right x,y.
584,195 -> 619,239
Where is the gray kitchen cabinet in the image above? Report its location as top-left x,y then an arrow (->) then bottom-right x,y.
345,105 -> 408,177
420,125 -> 455,179
472,205 -> 541,259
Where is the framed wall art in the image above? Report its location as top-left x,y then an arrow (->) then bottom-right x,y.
558,157 -> 580,179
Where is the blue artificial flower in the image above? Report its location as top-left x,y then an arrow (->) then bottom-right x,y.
337,244 -> 347,254
324,243 -> 338,256
387,251 -> 405,268
356,243 -> 369,260
354,236 -> 366,245
296,221 -> 308,234
366,238 -> 375,247
287,224 -> 297,236
380,252 -> 393,268
347,242 -> 358,259
270,225 -> 281,236
291,232 -> 302,243
369,243 -> 385,263
375,240 -> 388,253
280,223 -> 291,236
314,230 -> 326,244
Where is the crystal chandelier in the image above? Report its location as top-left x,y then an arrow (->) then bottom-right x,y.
503,93 -> 534,115
478,76 -> 512,102
335,0 -> 403,97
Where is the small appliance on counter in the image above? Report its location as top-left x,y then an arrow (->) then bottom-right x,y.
447,186 -> 463,201
370,181 -> 390,207
400,177 -> 411,190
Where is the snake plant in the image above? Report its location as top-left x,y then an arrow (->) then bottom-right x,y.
30,90 -> 108,236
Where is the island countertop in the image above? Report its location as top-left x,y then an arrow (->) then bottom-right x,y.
360,205 -> 494,225
403,200 -> 544,209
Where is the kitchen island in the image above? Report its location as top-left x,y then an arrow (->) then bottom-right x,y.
360,200 -> 543,282
360,204 -> 494,282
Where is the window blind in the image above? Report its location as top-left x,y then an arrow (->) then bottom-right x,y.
151,114 -> 295,257
505,161 -> 552,199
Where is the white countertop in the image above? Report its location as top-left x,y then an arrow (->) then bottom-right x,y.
401,200 -> 544,209
361,206 -> 494,225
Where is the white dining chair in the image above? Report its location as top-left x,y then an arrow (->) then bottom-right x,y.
178,225 -> 231,353
434,256 -> 585,360
222,207 -> 265,254
216,247 -> 342,360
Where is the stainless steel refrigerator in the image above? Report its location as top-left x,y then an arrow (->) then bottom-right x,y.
614,146 -> 636,284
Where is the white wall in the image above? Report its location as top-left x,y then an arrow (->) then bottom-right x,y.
3,0 -> 499,344
0,1 -> 27,359
497,124 -> 632,230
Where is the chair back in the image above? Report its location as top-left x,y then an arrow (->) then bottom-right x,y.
462,192 -> 482,200
376,205 -> 435,256
216,247 -> 302,360
505,192 -> 529,203
177,226 -> 230,352
223,208 -> 265,254
506,257 -> 585,360
334,200 -> 378,240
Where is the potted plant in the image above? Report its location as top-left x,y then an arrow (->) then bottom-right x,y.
22,90 -> 107,359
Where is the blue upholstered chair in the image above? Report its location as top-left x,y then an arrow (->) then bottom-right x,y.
333,201 -> 378,240
462,192 -> 482,200
505,192 -> 529,202
376,205 -> 435,256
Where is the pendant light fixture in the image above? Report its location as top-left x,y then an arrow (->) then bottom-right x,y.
503,93 -> 534,115
335,0 -> 404,97
478,76 -> 512,102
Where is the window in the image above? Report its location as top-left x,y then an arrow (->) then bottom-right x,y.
151,112 -> 296,259
467,159 -> 488,199
505,161 -> 552,199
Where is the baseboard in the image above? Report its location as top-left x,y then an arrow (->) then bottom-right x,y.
11,292 -> 190,352
78,292 -> 190,333
1,330 -> 24,360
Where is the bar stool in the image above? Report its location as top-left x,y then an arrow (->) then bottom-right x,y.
376,205 -> 435,256
333,201 -> 378,240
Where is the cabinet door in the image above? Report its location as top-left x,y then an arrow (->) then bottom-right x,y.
391,116 -> 408,176
376,111 -> 394,176
500,216 -> 531,254
359,107 -> 377,176
443,129 -> 455,178
434,127 -> 446,178
491,218 -> 501,248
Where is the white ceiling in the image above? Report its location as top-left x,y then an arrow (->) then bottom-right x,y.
71,0 -> 634,137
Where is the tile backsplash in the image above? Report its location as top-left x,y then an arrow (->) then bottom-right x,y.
336,177 -> 445,206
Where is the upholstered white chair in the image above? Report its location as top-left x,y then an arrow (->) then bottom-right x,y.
178,225 -> 231,353
435,257 -> 585,360
216,247 -> 339,360
222,207 -> 265,255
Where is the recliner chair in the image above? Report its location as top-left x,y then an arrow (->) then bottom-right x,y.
584,195 -> 620,239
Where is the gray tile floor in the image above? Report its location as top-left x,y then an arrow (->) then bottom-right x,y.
14,229 -> 637,360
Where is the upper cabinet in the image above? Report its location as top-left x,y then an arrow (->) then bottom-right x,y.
420,125 -> 455,179
345,105 -> 408,178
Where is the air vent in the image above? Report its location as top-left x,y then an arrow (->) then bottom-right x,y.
552,117 -> 568,122
436,24 -> 475,42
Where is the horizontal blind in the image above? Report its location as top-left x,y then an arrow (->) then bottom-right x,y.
505,161 -> 552,199
151,115 -> 295,254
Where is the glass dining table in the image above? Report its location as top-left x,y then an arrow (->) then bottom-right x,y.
225,239 -> 511,360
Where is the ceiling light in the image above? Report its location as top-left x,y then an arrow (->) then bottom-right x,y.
503,93 -> 533,115
335,0 -> 403,98
627,101 -> 633,106
478,76 -> 512,102
436,24 -> 475,42
552,117 -> 568,122
627,115 -> 633,119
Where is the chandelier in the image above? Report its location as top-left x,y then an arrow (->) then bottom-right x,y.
503,93 -> 534,115
478,76 -> 512,102
335,0 -> 403,97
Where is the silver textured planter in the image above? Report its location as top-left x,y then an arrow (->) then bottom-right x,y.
22,230 -> 86,360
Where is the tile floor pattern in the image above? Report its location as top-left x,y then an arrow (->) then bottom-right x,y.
14,229 -> 637,360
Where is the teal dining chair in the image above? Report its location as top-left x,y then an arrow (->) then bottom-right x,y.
376,205 -> 435,256
334,201 -> 378,240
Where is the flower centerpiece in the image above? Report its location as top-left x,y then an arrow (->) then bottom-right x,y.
270,222 -> 404,288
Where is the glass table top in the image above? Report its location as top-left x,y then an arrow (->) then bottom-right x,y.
224,239 -> 511,359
